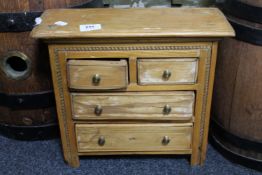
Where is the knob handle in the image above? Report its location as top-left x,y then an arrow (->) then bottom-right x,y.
162,136 -> 170,145
98,136 -> 105,146
92,74 -> 101,85
94,105 -> 103,115
163,104 -> 172,114
163,69 -> 171,80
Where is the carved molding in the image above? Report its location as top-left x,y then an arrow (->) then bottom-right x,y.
53,49 -> 72,161
199,48 -> 212,159
54,45 -> 210,52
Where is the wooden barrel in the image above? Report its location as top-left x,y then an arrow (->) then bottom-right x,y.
211,0 -> 262,165
0,0 -> 104,140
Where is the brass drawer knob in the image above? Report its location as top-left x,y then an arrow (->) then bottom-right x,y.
163,104 -> 172,114
162,136 -> 170,145
92,74 -> 101,85
98,136 -> 105,146
94,105 -> 103,115
163,69 -> 171,80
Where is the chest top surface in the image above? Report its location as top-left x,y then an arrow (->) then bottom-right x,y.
31,8 -> 235,39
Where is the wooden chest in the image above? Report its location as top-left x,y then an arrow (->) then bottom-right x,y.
31,8 -> 234,167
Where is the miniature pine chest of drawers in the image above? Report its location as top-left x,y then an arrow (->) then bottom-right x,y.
31,8 -> 234,167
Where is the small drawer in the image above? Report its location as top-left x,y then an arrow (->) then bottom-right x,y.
67,60 -> 128,90
137,58 -> 198,85
76,124 -> 192,153
71,91 -> 195,121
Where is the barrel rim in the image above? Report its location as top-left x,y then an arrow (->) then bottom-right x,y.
223,0 -> 262,24
0,90 -> 55,109
210,133 -> 262,171
228,16 -> 262,45
0,122 -> 59,140
211,119 -> 262,154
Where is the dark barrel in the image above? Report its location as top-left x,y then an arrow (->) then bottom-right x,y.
104,0 -> 215,8
171,0 -> 215,7
223,0 -> 262,24
211,0 -> 262,167
0,0 -> 104,140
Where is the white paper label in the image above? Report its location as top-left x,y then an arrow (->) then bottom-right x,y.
54,21 -> 68,26
35,17 -> 42,26
80,24 -> 102,32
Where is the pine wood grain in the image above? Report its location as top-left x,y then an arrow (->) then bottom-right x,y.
39,8 -> 234,167
47,41 -> 217,167
71,91 -> 195,120
76,124 -> 192,152
48,48 -> 80,167
200,42 -> 218,164
188,48 -> 211,166
67,60 -> 128,90
138,58 -> 198,85
78,150 -> 192,155
31,8 -> 235,39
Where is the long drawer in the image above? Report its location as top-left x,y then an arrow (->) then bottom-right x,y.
71,91 -> 195,121
76,124 -> 192,153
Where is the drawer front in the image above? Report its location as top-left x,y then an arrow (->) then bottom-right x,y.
71,91 -> 195,120
76,124 -> 192,152
138,58 -> 198,85
67,60 -> 128,90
